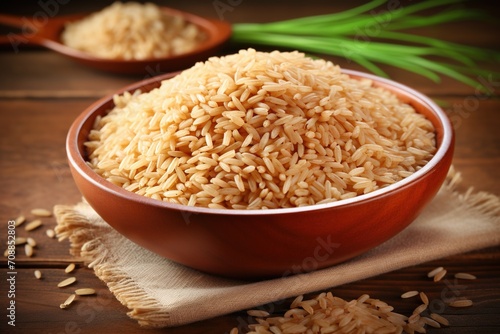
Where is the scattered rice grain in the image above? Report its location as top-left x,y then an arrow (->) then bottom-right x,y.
46,229 -> 56,238
25,219 -> 42,231
448,299 -> 473,308
422,316 -> 441,328
427,266 -> 444,278
14,237 -> 27,245
27,237 -> 37,247
25,244 -> 34,257
14,215 -> 26,227
419,292 -> 429,305
408,313 -> 420,324
30,208 -> 52,217
34,270 -> 42,279
60,294 -> 76,309
75,288 -> 96,296
412,304 -> 428,315
401,290 -> 419,299
65,263 -> 76,274
433,269 -> 447,282
58,277 -> 77,288
247,310 -> 270,318
430,313 -> 449,326
454,272 -> 477,280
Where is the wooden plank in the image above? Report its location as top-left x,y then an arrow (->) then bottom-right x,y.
0,1 -> 498,98
0,267 -> 141,333
0,51 -> 138,97
0,1 -> 498,332
0,267 -> 237,334
1,49 -> 496,98
1,248 -> 498,333
444,98 -> 500,195
0,99 -> 87,262
0,100 -> 86,210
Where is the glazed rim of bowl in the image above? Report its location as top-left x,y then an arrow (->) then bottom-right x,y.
67,69 -> 453,216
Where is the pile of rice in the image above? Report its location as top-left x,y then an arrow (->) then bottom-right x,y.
232,292 -> 443,334
85,49 -> 436,209
61,2 -> 205,60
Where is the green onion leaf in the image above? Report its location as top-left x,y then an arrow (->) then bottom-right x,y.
230,0 -> 499,90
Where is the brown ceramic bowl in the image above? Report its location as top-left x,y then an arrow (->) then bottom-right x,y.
66,69 -> 454,280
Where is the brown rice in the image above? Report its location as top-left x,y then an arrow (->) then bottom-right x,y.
233,292 -> 419,334
61,2 -> 205,60
448,299 -> 473,308
430,312 -> 450,326
454,272 -> 477,280
86,49 -> 436,209
427,266 -> 444,278
401,290 -> 419,299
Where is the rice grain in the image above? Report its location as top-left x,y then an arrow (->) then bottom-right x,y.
419,292 -> 429,305
448,299 -> 473,308
14,215 -> 26,227
65,263 -> 76,274
46,229 -> 56,238
31,208 -> 52,217
454,272 -> 477,280
25,244 -> 34,257
412,303 -> 428,315
34,270 -> 42,279
433,269 -> 447,282
427,266 -> 444,278
14,237 -> 27,245
422,316 -> 441,328
85,49 -> 436,210
430,313 -> 450,326
401,290 -> 419,299
247,310 -> 270,318
60,294 -> 76,309
75,288 -> 96,296
58,277 -> 77,288
25,219 -> 42,231
27,237 -> 37,247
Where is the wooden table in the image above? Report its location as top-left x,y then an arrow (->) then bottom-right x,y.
1,1 -> 498,333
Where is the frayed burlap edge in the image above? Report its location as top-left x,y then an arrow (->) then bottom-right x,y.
53,205 -> 169,328
53,167 -> 499,328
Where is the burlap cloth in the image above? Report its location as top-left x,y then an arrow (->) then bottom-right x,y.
53,169 -> 500,328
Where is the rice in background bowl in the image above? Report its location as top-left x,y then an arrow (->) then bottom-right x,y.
61,2 -> 205,60
84,49 -> 436,210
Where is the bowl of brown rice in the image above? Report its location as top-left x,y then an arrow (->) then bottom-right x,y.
41,2 -> 232,74
67,49 -> 454,279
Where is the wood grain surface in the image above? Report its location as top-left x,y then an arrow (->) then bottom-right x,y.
0,1 -> 498,333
